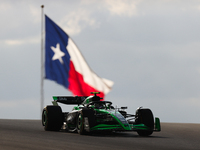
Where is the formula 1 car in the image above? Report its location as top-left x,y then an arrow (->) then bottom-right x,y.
42,92 -> 161,136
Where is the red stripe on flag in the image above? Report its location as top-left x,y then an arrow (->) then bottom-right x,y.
68,61 -> 105,99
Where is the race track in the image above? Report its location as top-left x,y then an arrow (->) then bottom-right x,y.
0,119 -> 199,150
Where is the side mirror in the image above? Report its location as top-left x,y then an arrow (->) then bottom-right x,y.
121,107 -> 127,109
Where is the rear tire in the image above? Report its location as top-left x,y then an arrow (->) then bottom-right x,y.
135,108 -> 154,136
42,105 -> 63,131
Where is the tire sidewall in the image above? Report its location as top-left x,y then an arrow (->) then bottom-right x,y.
77,112 -> 85,134
135,108 -> 154,136
42,106 -> 63,131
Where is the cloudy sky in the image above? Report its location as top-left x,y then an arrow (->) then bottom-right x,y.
0,0 -> 200,123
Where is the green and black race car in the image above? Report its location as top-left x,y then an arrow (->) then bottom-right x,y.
42,92 -> 161,136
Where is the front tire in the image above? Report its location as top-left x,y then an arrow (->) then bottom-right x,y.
42,105 -> 63,131
135,108 -> 154,136
77,112 -> 86,135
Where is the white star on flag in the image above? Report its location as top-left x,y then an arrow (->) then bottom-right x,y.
51,43 -> 65,64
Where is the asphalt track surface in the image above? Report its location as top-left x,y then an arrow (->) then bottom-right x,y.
0,119 -> 199,150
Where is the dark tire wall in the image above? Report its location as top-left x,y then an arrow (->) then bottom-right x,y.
42,105 -> 63,131
77,112 -> 86,135
135,108 -> 154,136
77,108 -> 96,135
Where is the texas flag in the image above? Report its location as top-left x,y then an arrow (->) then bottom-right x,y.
45,15 -> 114,98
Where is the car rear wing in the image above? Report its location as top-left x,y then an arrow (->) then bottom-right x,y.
52,96 -> 87,105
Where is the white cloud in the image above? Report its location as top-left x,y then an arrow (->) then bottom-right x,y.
0,1 -> 11,11
59,9 -> 100,35
1,36 -> 40,46
103,0 -> 139,17
57,0 -> 140,35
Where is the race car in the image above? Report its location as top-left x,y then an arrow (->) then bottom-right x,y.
42,92 -> 161,136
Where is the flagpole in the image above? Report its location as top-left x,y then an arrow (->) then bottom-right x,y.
41,5 -> 44,118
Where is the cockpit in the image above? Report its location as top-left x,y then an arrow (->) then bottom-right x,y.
87,101 -> 114,110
